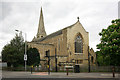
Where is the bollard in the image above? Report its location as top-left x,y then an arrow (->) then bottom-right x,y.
47,65 -> 50,75
31,66 -> 33,74
112,67 -> 115,77
66,68 -> 68,76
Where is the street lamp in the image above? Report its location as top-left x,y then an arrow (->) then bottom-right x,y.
15,30 -> 27,71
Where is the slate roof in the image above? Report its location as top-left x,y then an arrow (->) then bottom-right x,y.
33,20 -> 79,42
34,30 -> 62,42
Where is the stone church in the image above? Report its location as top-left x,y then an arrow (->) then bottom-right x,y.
28,8 -> 96,70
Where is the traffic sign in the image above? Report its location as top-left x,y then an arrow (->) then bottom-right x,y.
24,54 -> 27,61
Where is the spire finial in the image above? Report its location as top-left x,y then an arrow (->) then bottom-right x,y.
77,17 -> 79,21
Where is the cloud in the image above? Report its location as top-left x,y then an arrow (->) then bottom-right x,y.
118,1 -> 120,19
0,0 -> 119,55
0,2 -> 12,21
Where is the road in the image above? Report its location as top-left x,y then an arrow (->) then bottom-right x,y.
1,78 -> 119,80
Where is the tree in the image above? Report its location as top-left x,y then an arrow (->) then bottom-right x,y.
2,33 -> 25,67
27,48 -> 40,66
96,19 -> 120,66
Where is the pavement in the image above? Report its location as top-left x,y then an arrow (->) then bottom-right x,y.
0,64 -> 2,80
1,71 -> 120,79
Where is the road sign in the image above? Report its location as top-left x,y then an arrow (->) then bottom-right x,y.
24,54 -> 27,61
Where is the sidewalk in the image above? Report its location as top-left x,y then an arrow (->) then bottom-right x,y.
2,71 -> 120,78
32,72 -> 120,78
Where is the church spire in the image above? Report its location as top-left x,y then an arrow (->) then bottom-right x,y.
36,7 -> 46,38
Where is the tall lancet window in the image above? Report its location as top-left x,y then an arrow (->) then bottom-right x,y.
75,35 -> 83,53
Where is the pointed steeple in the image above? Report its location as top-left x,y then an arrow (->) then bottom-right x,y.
36,7 -> 46,38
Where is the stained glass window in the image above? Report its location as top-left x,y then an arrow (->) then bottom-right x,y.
75,35 -> 83,53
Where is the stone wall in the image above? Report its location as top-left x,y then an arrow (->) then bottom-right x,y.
89,48 -> 96,66
67,21 -> 89,66
28,21 -> 96,69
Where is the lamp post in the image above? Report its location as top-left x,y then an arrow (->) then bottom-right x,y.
15,30 -> 27,71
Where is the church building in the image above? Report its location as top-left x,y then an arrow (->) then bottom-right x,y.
28,7 -> 96,70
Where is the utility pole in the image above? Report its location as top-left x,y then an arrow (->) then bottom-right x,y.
88,46 -> 90,72
55,48 -> 58,72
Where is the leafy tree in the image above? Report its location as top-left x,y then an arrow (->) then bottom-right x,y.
96,19 -> 120,66
2,33 -> 25,67
27,48 -> 40,66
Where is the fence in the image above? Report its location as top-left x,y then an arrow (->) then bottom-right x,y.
2,66 -> 47,72
57,66 -> 120,72
80,66 -> 120,72
2,66 -> 120,72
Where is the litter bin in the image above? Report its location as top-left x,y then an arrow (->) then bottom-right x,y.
74,65 -> 80,73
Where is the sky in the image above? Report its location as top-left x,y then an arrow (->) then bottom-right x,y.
118,1 -> 120,19
0,0 -> 119,56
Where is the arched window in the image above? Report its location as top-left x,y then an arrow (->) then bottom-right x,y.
91,56 -> 94,63
75,35 -> 83,53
